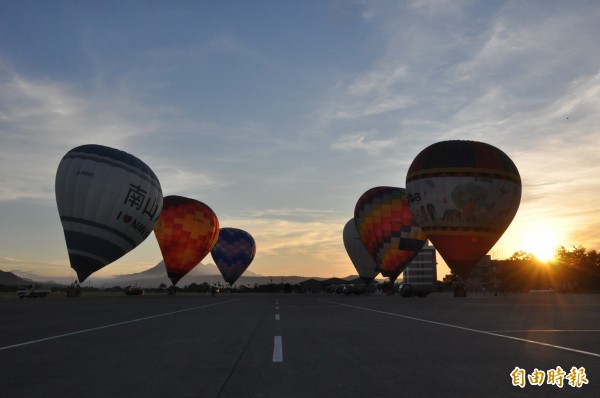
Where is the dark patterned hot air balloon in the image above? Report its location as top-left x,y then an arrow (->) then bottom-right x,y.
211,228 -> 256,286
354,186 -> 427,283
406,140 -> 521,281
154,196 -> 219,286
55,144 -> 163,282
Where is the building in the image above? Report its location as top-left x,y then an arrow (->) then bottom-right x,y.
464,255 -> 500,292
402,242 -> 437,293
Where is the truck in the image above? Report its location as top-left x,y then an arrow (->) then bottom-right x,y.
17,284 -> 50,298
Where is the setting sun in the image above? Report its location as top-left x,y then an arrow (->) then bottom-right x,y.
522,230 -> 560,262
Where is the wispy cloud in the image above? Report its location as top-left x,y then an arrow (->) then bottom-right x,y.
330,130 -> 394,155
0,65 -> 170,202
315,64 -> 414,123
245,208 -> 335,221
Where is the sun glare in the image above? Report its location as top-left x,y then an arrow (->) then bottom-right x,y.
522,230 -> 559,262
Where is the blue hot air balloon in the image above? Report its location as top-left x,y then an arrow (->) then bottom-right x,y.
211,228 -> 256,286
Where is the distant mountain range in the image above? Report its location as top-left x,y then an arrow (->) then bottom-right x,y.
5,262 -> 362,288
0,270 -> 32,286
103,261 -> 266,288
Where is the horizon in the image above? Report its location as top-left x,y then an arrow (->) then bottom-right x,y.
3,263 -> 380,288
1,2 -> 600,281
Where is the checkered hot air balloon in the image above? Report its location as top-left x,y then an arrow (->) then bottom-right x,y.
354,186 -> 427,283
211,228 -> 256,286
153,196 -> 219,286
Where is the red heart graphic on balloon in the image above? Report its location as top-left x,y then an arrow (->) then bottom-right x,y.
123,215 -> 132,223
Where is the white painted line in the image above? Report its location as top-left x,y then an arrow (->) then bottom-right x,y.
275,314 -> 280,321
275,306 -> 279,310
320,299 -> 600,359
275,299 -> 278,305
489,329 -> 600,333
0,299 -> 239,352
273,336 -> 283,362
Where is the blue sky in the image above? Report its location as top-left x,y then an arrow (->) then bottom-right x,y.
1,0 -> 600,282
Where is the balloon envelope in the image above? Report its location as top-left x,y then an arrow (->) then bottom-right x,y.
211,228 -> 256,286
406,140 -> 521,280
55,144 -> 163,282
154,196 -> 219,285
342,219 -> 379,284
354,186 -> 427,282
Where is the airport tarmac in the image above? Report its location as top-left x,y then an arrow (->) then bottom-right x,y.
1,292 -> 599,397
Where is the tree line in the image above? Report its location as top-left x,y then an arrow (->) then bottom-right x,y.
443,245 -> 600,293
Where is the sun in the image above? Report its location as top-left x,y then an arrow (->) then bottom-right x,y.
522,230 -> 560,262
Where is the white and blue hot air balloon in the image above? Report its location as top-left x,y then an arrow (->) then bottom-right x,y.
55,144 -> 163,282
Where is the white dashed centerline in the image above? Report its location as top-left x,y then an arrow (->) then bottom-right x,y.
273,336 -> 283,362
273,299 -> 283,362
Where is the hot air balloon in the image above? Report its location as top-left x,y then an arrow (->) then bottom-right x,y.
406,140 -> 521,281
211,228 -> 256,286
55,144 -> 163,282
354,187 -> 427,284
154,196 -> 219,286
342,219 -> 379,284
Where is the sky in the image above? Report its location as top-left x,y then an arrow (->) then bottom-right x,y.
1,0 -> 600,283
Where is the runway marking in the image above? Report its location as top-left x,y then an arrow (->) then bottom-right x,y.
276,306 -> 279,310
487,329 -> 600,333
489,329 -> 600,333
273,336 -> 283,362
0,299 -> 238,352
275,314 -> 280,321
320,299 -> 600,359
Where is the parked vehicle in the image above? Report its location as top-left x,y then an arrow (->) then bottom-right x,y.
398,282 -> 431,297
326,284 -> 346,294
17,284 -> 50,298
343,284 -> 376,295
124,285 -> 144,295
344,284 -> 364,295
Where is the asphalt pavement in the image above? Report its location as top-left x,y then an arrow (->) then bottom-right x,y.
1,292 -> 599,397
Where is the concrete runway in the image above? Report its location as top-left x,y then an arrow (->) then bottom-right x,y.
1,292 -> 599,397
